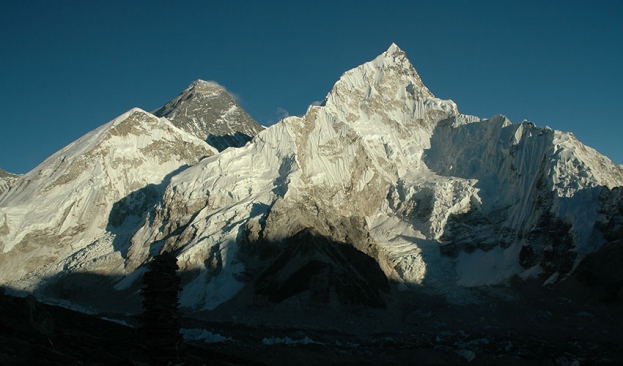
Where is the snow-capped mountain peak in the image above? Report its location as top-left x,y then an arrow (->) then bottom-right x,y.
323,44 -> 452,128
187,79 -> 228,95
153,79 -> 263,151
377,42 -> 430,91
1,43 -> 622,315
0,108 -> 215,289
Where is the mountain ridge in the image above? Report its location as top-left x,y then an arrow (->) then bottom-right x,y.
113,44 -> 623,310
1,44 -> 622,314
0,108 -> 216,290
152,79 -> 264,151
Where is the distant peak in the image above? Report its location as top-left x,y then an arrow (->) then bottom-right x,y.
386,42 -> 404,55
320,42 -> 437,114
190,79 -> 221,88
378,43 -> 411,68
110,108 -> 155,127
187,79 -> 227,94
151,77 -> 262,143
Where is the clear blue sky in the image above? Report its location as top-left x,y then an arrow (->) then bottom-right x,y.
1,1 -> 622,174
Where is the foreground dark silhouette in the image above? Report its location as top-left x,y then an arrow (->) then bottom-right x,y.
138,251 -> 184,365
0,287 -> 265,365
1,232 -> 622,365
2,279 -> 623,365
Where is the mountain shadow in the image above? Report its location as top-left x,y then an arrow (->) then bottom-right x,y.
5,226 -> 623,365
251,229 -> 390,309
421,117 -> 623,301
572,240 -> 623,302
0,286 -> 268,366
569,185 -> 623,302
35,271 -> 143,315
206,131 -> 253,152
107,165 -> 190,259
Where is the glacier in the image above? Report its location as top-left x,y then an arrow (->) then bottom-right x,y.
0,43 -> 622,313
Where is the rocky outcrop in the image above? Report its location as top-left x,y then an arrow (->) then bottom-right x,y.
0,168 -> 18,196
153,80 -> 263,151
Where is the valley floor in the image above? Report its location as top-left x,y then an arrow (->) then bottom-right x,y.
1,281 -> 622,366
184,280 -> 623,366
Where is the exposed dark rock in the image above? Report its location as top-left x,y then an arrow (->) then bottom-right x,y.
521,210 -> 575,273
153,80 -> 263,151
138,251 -> 183,365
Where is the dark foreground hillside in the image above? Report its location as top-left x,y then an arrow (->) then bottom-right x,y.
1,282 -> 622,366
0,288 -> 264,366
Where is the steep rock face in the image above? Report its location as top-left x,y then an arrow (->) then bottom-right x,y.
425,117 -> 623,285
153,80 -> 264,151
0,168 -> 19,196
121,44 -> 463,310
570,185 -> 623,300
0,109 -> 215,294
123,44 -> 623,310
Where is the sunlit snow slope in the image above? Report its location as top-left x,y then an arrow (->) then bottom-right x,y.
123,44 -> 623,309
1,44 -> 622,311
0,109 -> 215,293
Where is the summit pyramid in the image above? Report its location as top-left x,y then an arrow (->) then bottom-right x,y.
153,80 -> 263,151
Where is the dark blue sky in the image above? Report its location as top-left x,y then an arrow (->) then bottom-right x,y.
1,1 -> 622,174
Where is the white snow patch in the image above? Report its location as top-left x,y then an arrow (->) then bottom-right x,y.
181,328 -> 232,343
456,246 -> 523,287
101,317 -> 132,327
543,272 -> 559,286
519,265 -> 544,280
114,267 -> 147,290
262,336 -> 320,345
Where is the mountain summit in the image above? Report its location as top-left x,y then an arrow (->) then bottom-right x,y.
0,108 -> 215,296
1,44 -> 622,315
153,79 -> 263,151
